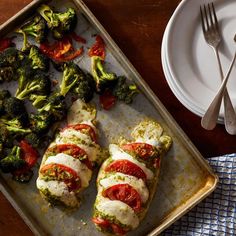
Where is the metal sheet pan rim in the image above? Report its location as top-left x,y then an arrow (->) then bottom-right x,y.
0,0 -> 218,235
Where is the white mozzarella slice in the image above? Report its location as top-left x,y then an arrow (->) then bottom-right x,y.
44,153 -> 92,188
109,144 -> 154,180
96,196 -> 139,229
59,128 -> 93,144
99,173 -> 149,203
36,179 -> 79,207
55,129 -> 100,162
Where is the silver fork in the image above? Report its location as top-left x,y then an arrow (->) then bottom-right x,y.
200,3 -> 236,134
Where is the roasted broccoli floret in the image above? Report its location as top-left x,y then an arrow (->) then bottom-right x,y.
3,97 -> 28,119
60,62 -> 83,97
0,124 -> 14,148
28,45 -> 49,71
91,56 -> 117,92
0,146 -> 26,173
0,47 -> 24,68
29,112 -> 54,134
24,132 -> 41,148
38,93 -> 67,121
73,73 -> 95,102
113,76 -> 139,104
16,71 -> 51,100
38,5 -> 77,39
0,90 -> 11,115
0,66 -> 15,82
16,15 -> 47,51
0,48 -> 25,81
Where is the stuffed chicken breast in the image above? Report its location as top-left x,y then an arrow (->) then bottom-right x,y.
36,100 -> 103,208
92,120 -> 172,235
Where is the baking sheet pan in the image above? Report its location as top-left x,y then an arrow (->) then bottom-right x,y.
0,0 -> 218,235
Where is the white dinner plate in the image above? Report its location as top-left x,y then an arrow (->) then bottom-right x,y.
163,0 -> 236,122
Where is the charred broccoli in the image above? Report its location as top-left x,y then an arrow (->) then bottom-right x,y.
24,132 -> 41,148
0,48 -> 25,81
91,56 -> 116,92
38,5 -> 77,39
29,112 -> 54,134
16,71 -> 51,100
16,15 -> 47,51
60,62 -> 83,97
0,146 -> 26,173
113,76 -> 139,104
28,45 -> 49,71
73,73 -> 95,102
38,93 -> 67,121
0,90 -> 11,115
3,97 -> 28,120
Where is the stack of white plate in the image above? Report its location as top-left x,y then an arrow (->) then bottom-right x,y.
161,0 -> 236,124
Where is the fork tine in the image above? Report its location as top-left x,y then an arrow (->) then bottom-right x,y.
207,3 -> 214,28
200,6 -> 206,33
203,4 -> 210,31
211,2 -> 219,31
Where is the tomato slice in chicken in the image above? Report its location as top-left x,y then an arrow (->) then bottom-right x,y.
103,184 -> 142,212
105,160 -> 146,180
64,123 -> 97,143
121,142 -> 156,159
92,217 -> 128,236
48,144 -> 92,169
40,163 -> 81,191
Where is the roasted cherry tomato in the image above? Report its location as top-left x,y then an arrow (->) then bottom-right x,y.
105,160 -> 146,180
48,144 -> 92,169
0,37 -> 15,52
92,217 -> 127,236
121,143 -> 156,159
92,217 -> 110,228
99,90 -> 116,110
19,140 -> 38,168
70,32 -> 86,44
12,140 -> 38,180
103,184 -> 142,212
40,36 -> 83,62
88,35 -> 105,59
64,123 -> 97,143
40,163 -> 81,191
111,223 -> 128,236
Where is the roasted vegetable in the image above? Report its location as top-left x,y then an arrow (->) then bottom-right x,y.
16,71 -> 51,101
73,73 -> 95,102
113,76 -> 139,104
16,15 -> 47,51
60,62 -> 83,97
28,45 -> 49,71
24,132 -> 41,148
29,112 -> 54,135
0,146 -> 26,173
91,56 -> 116,93
0,90 -> 11,115
3,97 -> 28,120
38,5 -> 77,39
38,92 -> 67,121
0,48 -> 25,81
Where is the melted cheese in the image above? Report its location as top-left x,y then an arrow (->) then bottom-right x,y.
99,173 -> 149,203
36,179 -> 79,207
96,196 -> 139,229
109,144 -> 154,180
44,153 -> 92,188
55,129 -> 100,162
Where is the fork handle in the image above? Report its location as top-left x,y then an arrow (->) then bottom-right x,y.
201,51 -> 236,132
215,49 -> 236,134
